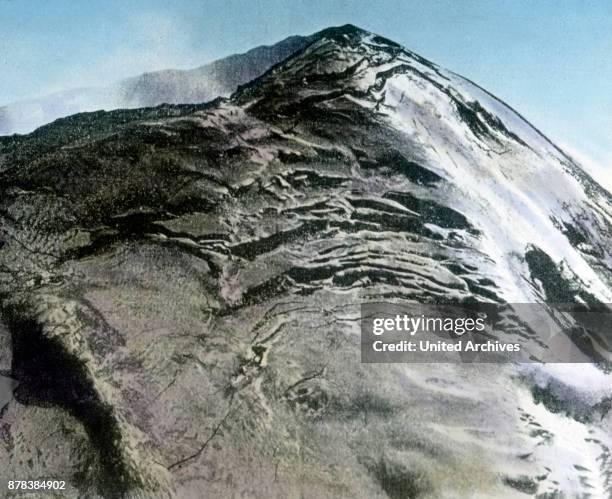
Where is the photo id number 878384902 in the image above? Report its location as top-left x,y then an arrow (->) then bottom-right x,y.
8,480 -> 66,491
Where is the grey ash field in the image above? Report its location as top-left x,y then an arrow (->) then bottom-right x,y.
0,25 -> 611,498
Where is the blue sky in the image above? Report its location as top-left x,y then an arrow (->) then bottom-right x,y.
1,0 -> 610,175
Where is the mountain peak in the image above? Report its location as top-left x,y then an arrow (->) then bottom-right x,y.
232,25 -> 436,115
312,24 -> 404,50
233,24 -> 561,170
313,23 -> 371,39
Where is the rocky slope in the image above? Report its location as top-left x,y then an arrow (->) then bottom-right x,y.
0,25 -> 611,498
0,34 -> 311,136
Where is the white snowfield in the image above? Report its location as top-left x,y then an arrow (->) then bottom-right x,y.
303,32 -> 612,302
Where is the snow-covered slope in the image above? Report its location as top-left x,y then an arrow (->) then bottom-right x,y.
235,26 -> 612,304
0,24 -> 610,498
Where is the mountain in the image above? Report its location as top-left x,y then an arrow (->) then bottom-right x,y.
0,24 -> 611,498
0,34 -> 312,136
